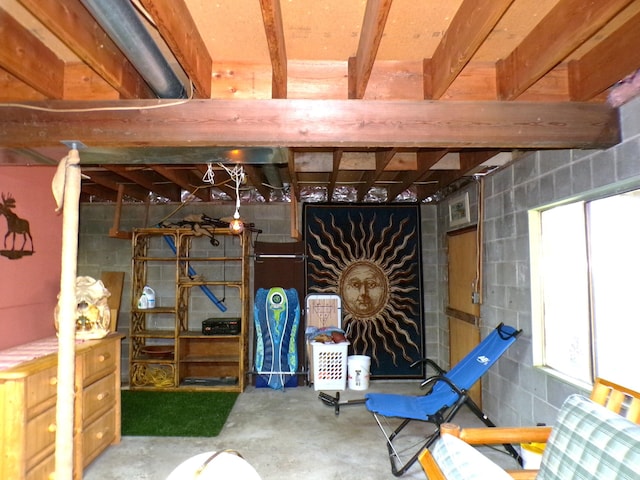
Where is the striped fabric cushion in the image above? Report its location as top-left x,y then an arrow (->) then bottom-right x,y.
537,394 -> 640,480
431,433 -> 513,480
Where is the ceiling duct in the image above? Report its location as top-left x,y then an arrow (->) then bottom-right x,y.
80,0 -> 186,99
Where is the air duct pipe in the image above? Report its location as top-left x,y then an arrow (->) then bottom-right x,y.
80,0 -> 187,98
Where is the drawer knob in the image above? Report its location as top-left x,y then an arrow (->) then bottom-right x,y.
95,427 -> 109,440
96,391 -> 110,401
49,376 -> 58,386
98,353 -> 111,362
48,423 -> 57,433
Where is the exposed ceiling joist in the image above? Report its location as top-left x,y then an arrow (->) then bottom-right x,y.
1,0 -> 639,205
0,99 -> 620,149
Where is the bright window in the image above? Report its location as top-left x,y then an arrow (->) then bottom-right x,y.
530,189 -> 640,391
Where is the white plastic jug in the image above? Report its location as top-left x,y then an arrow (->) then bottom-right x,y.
347,355 -> 371,390
138,285 -> 156,309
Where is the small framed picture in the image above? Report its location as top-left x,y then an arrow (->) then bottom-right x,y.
448,192 -> 470,227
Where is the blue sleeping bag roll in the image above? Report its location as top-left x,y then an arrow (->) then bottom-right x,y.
254,287 -> 300,389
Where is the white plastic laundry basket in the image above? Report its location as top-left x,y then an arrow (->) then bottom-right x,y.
312,341 -> 349,391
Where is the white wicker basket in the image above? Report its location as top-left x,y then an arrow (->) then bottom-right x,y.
311,341 -> 349,391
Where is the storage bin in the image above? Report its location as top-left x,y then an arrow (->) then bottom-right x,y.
312,341 -> 349,391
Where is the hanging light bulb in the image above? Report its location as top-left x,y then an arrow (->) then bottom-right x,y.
229,209 -> 244,234
219,163 -> 245,234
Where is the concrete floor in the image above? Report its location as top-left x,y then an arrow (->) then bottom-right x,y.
83,381 -> 520,480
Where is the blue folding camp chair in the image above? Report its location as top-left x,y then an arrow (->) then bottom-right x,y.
365,323 -> 522,476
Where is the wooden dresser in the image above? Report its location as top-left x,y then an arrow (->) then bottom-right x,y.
0,333 -> 123,480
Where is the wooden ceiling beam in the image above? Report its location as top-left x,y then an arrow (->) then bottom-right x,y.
0,99 -> 620,149
287,149 -> 299,201
497,0 -> 633,100
348,0 -> 393,99
327,149 -> 343,201
0,68 -> 46,101
82,171 -> 151,202
80,182 -> 118,202
17,0 -> 154,99
242,164 -> 274,201
425,0 -> 514,100
415,170 -> 463,202
151,165 -> 210,202
569,10 -> 640,101
414,150 -> 502,201
356,148 -> 396,201
101,165 -> 181,202
0,7 -> 64,99
387,150 -> 448,201
259,0 -> 287,99
139,0 -> 212,99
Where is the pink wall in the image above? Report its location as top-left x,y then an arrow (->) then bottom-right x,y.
0,166 -> 63,350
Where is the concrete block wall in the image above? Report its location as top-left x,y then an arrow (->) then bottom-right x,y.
78,201 -> 440,383
78,202 -> 296,382
477,95 -> 640,427
420,205 -> 441,363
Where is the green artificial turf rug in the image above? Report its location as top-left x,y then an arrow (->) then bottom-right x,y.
121,390 -> 238,437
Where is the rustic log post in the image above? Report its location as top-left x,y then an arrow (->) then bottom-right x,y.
52,148 -> 81,480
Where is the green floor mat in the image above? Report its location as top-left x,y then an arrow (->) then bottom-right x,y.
121,390 -> 238,437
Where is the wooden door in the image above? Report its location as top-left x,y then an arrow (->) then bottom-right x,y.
447,228 -> 481,406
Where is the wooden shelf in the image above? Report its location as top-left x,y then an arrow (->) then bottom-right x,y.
180,355 -> 239,363
129,227 -> 250,392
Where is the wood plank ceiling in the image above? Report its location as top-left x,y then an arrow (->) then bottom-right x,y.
0,0 -> 639,204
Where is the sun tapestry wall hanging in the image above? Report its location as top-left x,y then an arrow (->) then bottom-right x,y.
304,203 -> 424,378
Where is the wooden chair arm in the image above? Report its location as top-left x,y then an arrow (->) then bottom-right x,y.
419,443 -> 542,480
506,470 -> 540,480
418,449 -> 446,480
441,423 -> 552,445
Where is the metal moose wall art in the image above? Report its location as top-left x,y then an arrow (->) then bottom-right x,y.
0,193 -> 34,260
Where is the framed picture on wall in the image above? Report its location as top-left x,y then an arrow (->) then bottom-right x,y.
448,192 -> 470,227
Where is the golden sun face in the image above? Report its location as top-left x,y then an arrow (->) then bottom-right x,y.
306,209 -> 423,373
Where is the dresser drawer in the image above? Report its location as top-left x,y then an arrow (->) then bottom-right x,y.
25,365 -> 58,416
81,341 -> 117,385
82,408 -> 116,467
25,405 -> 56,470
83,372 -> 116,425
26,453 -> 55,480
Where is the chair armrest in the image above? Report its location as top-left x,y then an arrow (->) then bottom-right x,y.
418,449 -> 447,480
441,423 -> 552,445
505,470 -> 539,480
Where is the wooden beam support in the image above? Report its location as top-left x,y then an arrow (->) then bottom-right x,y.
497,0 -> 633,100
17,0 -> 154,99
242,164 -> 274,201
426,0 -> 514,99
108,184 -> 133,239
287,149 -> 299,201
82,170 -> 151,202
151,165 -> 210,202
0,99 -> 620,150
569,10 -> 640,101
348,0 -> 393,99
387,150 -> 447,201
259,0 -> 288,99
139,0 -> 212,99
357,148 -> 396,201
0,7 -> 64,99
101,165 -> 181,202
327,149 -> 343,201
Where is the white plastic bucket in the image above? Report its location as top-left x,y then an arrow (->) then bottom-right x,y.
347,355 -> 371,390
520,442 -> 545,469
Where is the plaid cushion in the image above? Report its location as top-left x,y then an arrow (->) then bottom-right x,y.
431,433 -> 513,480
537,394 -> 640,480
